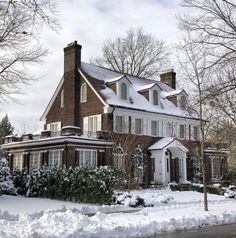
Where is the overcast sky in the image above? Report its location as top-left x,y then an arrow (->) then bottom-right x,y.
0,0 -> 184,134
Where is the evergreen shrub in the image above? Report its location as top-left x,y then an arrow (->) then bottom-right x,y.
13,166 -> 124,204
170,183 -> 225,195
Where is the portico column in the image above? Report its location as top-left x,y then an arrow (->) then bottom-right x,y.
182,155 -> 187,182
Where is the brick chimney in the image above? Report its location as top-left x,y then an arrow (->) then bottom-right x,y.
62,41 -> 82,127
160,70 -> 176,89
64,41 -> 82,72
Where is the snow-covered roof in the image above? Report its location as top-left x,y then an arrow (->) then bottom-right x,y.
81,63 -> 198,119
148,137 -> 188,153
148,137 -> 175,150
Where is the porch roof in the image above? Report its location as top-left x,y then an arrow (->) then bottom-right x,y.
148,137 -> 188,153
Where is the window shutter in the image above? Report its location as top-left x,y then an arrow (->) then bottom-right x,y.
97,114 -> 102,131
57,122 -> 61,130
47,124 -> 50,130
83,117 -> 88,133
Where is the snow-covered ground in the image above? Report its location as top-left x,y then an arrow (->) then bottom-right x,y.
0,187 -> 236,238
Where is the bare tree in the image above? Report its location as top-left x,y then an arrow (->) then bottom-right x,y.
179,0 -> 236,100
177,30 -> 219,211
91,27 -> 169,79
0,0 -> 59,101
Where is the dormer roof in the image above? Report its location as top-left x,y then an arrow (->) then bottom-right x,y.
80,62 -> 198,119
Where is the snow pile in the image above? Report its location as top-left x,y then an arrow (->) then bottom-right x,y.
0,189 -> 235,237
224,186 -> 236,198
1,200 -> 236,238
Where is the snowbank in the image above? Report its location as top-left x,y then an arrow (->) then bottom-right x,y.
0,189 -> 235,238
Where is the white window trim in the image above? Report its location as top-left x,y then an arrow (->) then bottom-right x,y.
80,83 -> 87,103
48,150 -> 62,168
78,149 -> 98,168
13,153 -> 23,171
29,152 -> 41,171
60,89 -> 64,108
134,118 -> 143,135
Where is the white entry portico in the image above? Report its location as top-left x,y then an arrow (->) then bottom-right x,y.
148,137 -> 188,185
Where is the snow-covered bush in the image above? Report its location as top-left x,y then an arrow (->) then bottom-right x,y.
224,186 -> 236,199
113,193 -> 147,207
13,166 -> 124,204
170,183 -> 225,195
0,157 -> 17,195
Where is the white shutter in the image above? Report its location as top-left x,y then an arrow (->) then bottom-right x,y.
83,117 -> 88,134
57,122 -> 61,131
47,124 -> 50,130
97,114 -> 102,131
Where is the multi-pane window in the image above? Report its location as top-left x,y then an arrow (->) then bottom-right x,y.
153,90 -> 158,105
89,116 -> 97,133
151,120 -> 158,136
211,157 -> 220,181
48,150 -> 62,168
193,126 -> 198,140
135,118 -> 142,135
121,83 -> 127,100
179,125 -> 185,138
47,122 -> 61,137
165,122 -> 173,137
113,146 -> 124,170
115,116 -> 124,132
79,150 -> 97,168
83,115 -> 101,137
13,153 -> 23,171
29,152 -> 41,170
80,83 -> 87,103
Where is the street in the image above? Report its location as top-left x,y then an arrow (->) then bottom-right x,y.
149,223 -> 236,238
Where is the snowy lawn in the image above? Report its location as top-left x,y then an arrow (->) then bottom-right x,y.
0,187 -> 236,238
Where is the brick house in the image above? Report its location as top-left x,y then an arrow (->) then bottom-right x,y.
1,41 -> 228,184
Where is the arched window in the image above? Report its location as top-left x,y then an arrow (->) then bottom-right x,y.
113,145 -> 124,170
131,146 -> 144,183
153,90 -> 158,105
60,89 -> 64,108
121,83 -> 127,100
80,83 -> 87,103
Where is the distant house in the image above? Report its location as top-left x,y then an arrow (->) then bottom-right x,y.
1,41 -> 228,184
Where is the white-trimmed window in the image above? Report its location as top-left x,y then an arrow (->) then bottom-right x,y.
47,122 -> 61,137
211,157 -> 220,181
113,146 -> 124,170
165,122 -> 173,137
193,126 -> 198,140
80,83 -> 87,103
60,89 -> 64,108
135,118 -> 143,135
153,90 -> 159,105
179,124 -> 186,139
121,83 -> 127,100
78,150 -> 97,168
151,120 -> 158,136
48,150 -> 62,168
83,114 -> 102,137
115,116 -> 124,132
13,153 -> 23,171
29,152 -> 41,170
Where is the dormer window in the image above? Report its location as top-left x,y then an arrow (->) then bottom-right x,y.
121,82 -> 127,100
80,83 -> 87,103
153,90 -> 158,105
180,95 -> 187,110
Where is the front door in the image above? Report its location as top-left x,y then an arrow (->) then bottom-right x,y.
170,158 -> 179,183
